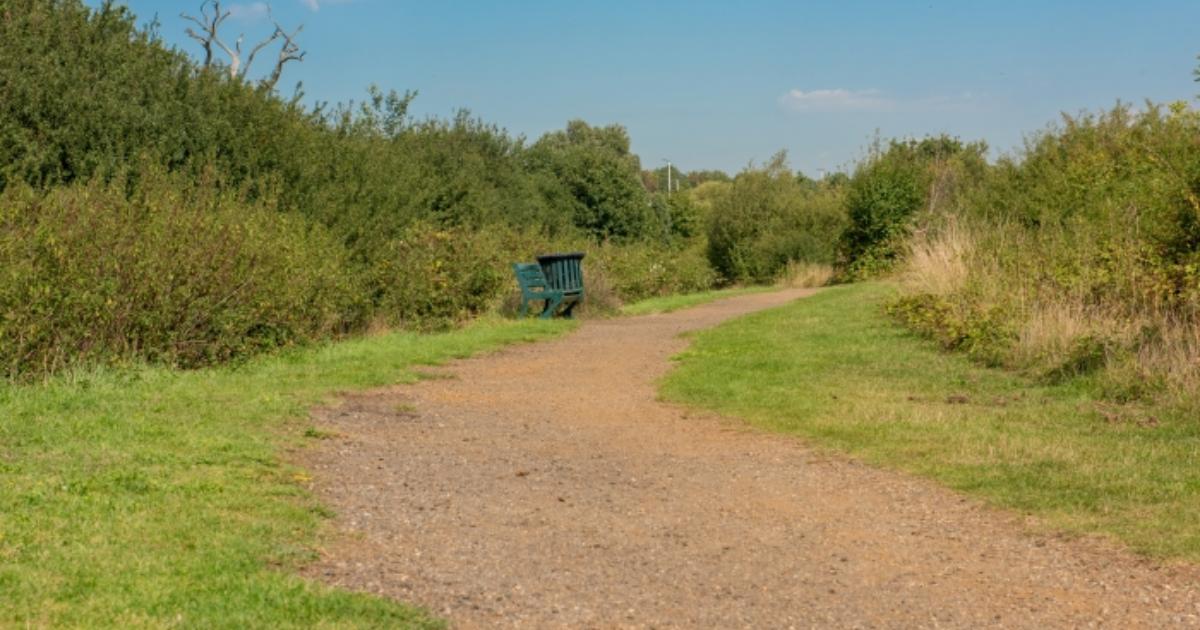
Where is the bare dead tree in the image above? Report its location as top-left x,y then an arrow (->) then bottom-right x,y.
180,1 -> 305,90
181,0 -> 229,68
263,22 -> 305,91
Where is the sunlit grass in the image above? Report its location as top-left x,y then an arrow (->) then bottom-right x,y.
662,283 -> 1200,560
0,317 -> 574,628
619,286 -> 774,316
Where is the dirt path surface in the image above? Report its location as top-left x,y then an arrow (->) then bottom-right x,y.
301,289 -> 1200,628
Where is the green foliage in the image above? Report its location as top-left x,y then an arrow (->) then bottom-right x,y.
971,104 -> 1200,272
525,120 -> 653,240
893,103 -> 1200,407
641,165 -> 730,194
0,0 -> 313,191
886,294 -> 1013,367
839,136 -> 987,278
372,223 -> 517,331
686,169 -> 732,186
589,239 -> 718,302
0,1 -> 733,378
997,104 -> 1199,308
686,180 -> 731,218
0,169 -> 358,378
304,104 -> 566,248
705,152 -> 847,283
648,192 -> 702,240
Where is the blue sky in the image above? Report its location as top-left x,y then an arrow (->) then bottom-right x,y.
107,1 -> 1200,175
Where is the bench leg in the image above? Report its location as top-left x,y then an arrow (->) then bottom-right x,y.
539,295 -> 563,319
561,298 -> 579,319
518,298 -> 529,319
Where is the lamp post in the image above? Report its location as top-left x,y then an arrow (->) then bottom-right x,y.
659,158 -> 673,242
662,158 -> 672,198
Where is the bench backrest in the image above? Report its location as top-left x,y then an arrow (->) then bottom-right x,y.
512,262 -> 550,292
539,257 -> 583,293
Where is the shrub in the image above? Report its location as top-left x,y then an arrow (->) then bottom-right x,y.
590,240 -> 718,303
0,171 -> 359,378
371,222 -> 533,331
0,0 -> 729,379
892,104 -> 1200,408
524,120 -> 654,241
839,136 -> 987,279
706,153 -> 847,284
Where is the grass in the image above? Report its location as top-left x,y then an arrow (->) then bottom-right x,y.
0,317 -> 574,628
661,282 -> 1200,561
620,286 -> 773,316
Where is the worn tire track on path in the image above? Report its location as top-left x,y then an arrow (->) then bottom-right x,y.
301,288 -> 1200,628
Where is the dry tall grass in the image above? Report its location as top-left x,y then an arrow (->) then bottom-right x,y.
1136,311 -> 1200,401
777,261 -> 834,288
898,220 -> 1200,407
899,221 -> 973,296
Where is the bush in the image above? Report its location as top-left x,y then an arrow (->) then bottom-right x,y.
524,120 -> 654,241
839,136 -> 987,279
887,293 -> 1012,367
590,240 -> 718,303
0,171 -> 359,378
371,222 -> 522,331
706,153 -> 846,283
892,104 -> 1200,408
0,0 -> 729,378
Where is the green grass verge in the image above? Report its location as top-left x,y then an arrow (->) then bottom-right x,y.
662,282 -> 1200,560
619,286 -> 773,316
0,317 -> 574,628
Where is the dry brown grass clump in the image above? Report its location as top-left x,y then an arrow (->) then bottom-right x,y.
777,261 -> 834,288
900,221 -> 973,296
895,220 -> 1200,408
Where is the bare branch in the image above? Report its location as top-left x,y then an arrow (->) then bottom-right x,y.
262,23 -> 306,91
243,28 -> 281,79
182,1 -> 304,88
223,34 -> 245,78
180,0 -> 230,69
182,27 -> 211,67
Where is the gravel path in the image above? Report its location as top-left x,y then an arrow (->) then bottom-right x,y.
300,289 -> 1200,628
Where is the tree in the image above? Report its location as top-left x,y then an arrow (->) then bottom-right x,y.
686,169 -> 731,187
525,120 -> 653,240
182,0 -> 305,90
837,135 -> 987,276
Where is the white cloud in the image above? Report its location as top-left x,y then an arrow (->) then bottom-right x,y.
779,88 -> 988,114
778,88 -> 893,113
228,2 -> 271,21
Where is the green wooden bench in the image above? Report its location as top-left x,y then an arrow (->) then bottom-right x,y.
512,252 -> 585,319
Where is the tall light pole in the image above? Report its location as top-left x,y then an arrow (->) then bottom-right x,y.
662,158 -> 672,198
659,158 -> 673,242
